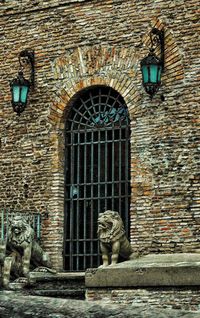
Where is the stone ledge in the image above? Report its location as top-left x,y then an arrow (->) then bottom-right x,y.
85,253 -> 200,287
29,271 -> 85,281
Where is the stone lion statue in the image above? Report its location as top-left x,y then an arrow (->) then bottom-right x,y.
2,215 -> 52,287
97,210 -> 138,267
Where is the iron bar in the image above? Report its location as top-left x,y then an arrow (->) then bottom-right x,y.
105,130 -> 108,211
83,129 -> 87,270
111,127 -> 115,210
90,131 -> 94,268
97,129 -> 101,213
36,214 -> 41,240
125,128 -> 130,234
119,127 -> 122,215
1,209 -> 4,240
76,132 -> 80,270
70,132 -> 75,270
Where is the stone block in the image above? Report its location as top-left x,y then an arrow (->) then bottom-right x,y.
86,254 -> 200,287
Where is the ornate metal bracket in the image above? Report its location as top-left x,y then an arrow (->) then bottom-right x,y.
19,49 -> 35,88
150,28 -> 165,70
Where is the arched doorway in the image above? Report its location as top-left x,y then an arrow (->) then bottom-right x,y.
64,86 -> 130,271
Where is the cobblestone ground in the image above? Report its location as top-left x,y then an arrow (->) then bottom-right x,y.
0,292 -> 200,318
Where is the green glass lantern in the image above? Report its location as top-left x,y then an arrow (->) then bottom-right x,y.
141,49 -> 163,99
10,71 -> 31,115
141,28 -> 164,99
10,49 -> 34,116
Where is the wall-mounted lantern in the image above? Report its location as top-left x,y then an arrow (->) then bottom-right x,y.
10,49 -> 35,115
141,28 -> 164,99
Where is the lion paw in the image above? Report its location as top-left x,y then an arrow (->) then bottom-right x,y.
13,277 -> 28,284
33,266 -> 56,274
98,264 -> 108,268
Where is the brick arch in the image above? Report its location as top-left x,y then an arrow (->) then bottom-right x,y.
48,20 -> 185,127
48,45 -> 141,127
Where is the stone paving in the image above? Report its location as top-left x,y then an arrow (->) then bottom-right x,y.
0,292 -> 200,318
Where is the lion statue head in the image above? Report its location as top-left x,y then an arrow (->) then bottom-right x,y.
97,210 -> 125,243
7,215 -> 34,248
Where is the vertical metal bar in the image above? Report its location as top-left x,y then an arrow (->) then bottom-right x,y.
1,209 -> 4,240
36,214 -> 41,240
111,128 -> 115,210
76,132 -> 80,271
64,131 -> 68,271
83,129 -> 87,270
99,87 -> 101,118
6,208 -> 8,240
105,130 -> 108,211
70,132 -> 75,271
125,127 -> 129,234
119,127 -> 122,216
32,215 -> 36,239
97,129 -> 101,267
97,130 -> 101,214
90,130 -> 94,268
65,132 -> 72,271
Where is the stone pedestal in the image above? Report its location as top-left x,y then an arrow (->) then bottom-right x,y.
86,254 -> 200,287
85,254 -> 200,311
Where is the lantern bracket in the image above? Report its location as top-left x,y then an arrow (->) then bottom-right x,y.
149,28 -> 164,70
19,49 -> 35,88
10,49 -> 35,116
140,27 -> 165,99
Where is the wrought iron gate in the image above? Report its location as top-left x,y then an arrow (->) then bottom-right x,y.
64,86 -> 130,271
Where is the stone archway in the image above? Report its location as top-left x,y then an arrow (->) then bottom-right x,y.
47,45 -> 141,270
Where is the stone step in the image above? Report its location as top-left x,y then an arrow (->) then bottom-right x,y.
8,272 -> 86,300
29,288 -> 85,299
28,272 -> 85,299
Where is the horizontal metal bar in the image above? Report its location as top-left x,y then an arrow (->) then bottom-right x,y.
66,125 -> 128,134
65,239 -> 99,242
66,140 -> 128,146
65,195 -> 131,202
64,254 -> 99,257
65,180 -> 130,186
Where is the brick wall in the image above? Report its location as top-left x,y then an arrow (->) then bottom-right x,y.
0,0 -> 199,270
86,287 -> 200,311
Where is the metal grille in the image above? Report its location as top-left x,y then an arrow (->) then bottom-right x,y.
64,86 -> 130,271
0,209 -> 42,241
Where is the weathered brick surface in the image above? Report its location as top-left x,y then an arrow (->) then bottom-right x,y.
86,287 -> 200,312
0,0 -> 199,271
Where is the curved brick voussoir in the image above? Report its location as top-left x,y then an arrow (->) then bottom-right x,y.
48,45 -> 141,127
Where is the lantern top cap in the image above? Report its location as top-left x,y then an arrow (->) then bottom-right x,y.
10,71 -> 31,87
140,51 -> 162,67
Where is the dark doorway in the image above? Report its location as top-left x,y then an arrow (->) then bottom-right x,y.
64,86 -> 130,271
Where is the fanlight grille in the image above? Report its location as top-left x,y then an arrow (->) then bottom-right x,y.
67,86 -> 129,130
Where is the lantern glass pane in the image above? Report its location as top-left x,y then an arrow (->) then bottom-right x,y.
13,85 -> 20,103
21,86 -> 29,103
157,66 -> 162,82
142,65 -> 149,83
150,64 -> 159,83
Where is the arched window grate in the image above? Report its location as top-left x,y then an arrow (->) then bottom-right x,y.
64,86 -> 130,271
